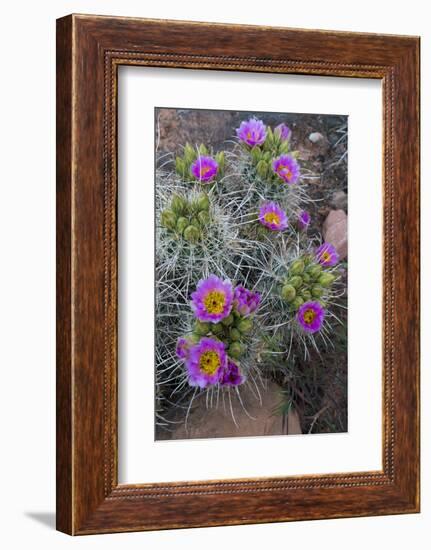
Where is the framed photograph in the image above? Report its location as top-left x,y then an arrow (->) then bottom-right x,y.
56,14 -> 420,534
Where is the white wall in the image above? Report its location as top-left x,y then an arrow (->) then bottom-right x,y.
0,1 -> 428,548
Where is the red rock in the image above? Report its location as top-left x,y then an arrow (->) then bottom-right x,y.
163,380 -> 302,440
322,209 -> 348,260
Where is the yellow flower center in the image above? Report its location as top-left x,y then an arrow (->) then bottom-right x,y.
264,212 -> 280,225
201,165 -> 211,176
278,166 -> 292,180
203,290 -> 226,314
321,251 -> 331,263
199,351 -> 221,375
303,309 -> 317,325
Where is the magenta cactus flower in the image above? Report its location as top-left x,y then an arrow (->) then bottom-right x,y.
220,359 -> 245,386
176,337 -> 190,360
191,274 -> 233,323
258,202 -> 288,231
186,337 -> 227,388
236,118 -> 266,147
297,301 -> 326,334
272,154 -> 300,184
190,155 -> 218,182
275,123 -> 292,141
233,286 -> 261,317
315,242 -> 339,267
298,210 -> 311,230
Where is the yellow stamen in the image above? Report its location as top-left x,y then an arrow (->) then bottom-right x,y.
278,166 -> 292,179
264,212 -> 281,226
303,309 -> 316,324
204,290 -> 226,314
199,351 -> 221,375
321,251 -> 331,263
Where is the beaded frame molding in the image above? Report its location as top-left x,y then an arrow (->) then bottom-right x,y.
56,14 -> 420,535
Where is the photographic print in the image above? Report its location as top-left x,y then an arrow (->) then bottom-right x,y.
155,108 -> 348,441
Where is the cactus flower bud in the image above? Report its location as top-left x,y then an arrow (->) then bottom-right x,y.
183,225 -> 200,244
197,211 -> 211,226
196,193 -> 210,211
171,194 -> 186,215
303,254 -> 313,266
311,285 -> 324,298
211,323 -> 224,335
318,273 -> 336,288
215,151 -> 225,173
302,273 -> 311,284
189,332 -> 201,344
176,216 -> 189,234
189,217 -> 201,229
221,313 -> 234,327
278,141 -> 290,154
237,318 -> 253,334
281,284 -> 296,302
175,157 -> 185,177
251,147 -> 262,165
301,290 -> 312,301
291,297 -> 304,310
161,209 -> 177,230
289,276 -> 303,289
198,143 -> 208,156
230,328 -> 241,341
307,264 -> 322,280
290,259 -> 305,275
194,320 -> 210,336
183,143 -> 196,163
256,160 -> 268,179
229,342 -> 243,359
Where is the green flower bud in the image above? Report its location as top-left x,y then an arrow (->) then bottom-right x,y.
189,217 -> 201,229
301,290 -> 312,301
211,323 -> 224,335
183,143 -> 196,163
183,225 -> 200,244
215,151 -> 225,174
318,273 -> 336,288
161,209 -> 177,230
278,141 -> 290,154
307,264 -> 322,280
176,216 -> 189,234
221,313 -> 234,327
290,259 -> 305,275
228,342 -> 243,359
198,143 -> 208,156
291,297 -> 304,310
289,276 -> 303,289
175,157 -> 185,177
197,210 -> 211,226
194,320 -> 210,336
256,160 -> 268,179
251,147 -> 262,164
281,284 -> 296,302
189,333 -> 201,344
230,328 -> 241,341
196,193 -> 210,212
171,194 -> 187,215
263,151 -> 272,162
303,254 -> 314,266
311,285 -> 324,298
263,132 -> 274,151
302,273 -> 311,284
237,318 -> 253,334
